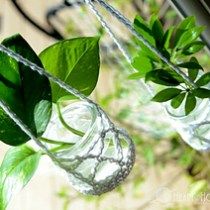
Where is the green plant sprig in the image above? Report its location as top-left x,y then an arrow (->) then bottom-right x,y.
131,15 -> 210,115
0,33 -> 100,209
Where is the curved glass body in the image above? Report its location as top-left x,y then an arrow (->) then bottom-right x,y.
43,101 -> 135,195
165,98 -> 210,151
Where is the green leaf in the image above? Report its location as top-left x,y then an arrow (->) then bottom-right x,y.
176,26 -> 205,49
149,14 -> 158,28
39,37 -> 100,102
174,16 -> 196,46
187,57 -> 200,81
178,16 -> 196,30
133,15 -> 158,61
145,69 -> 181,86
195,72 -> 210,86
0,145 -> 41,210
193,88 -> 210,98
152,88 -> 182,102
162,27 -> 174,49
185,93 -> 196,115
182,41 -> 205,55
134,15 -> 155,45
0,34 -> 52,146
171,92 -> 186,109
151,19 -> 164,47
131,51 -> 153,78
178,61 -> 203,70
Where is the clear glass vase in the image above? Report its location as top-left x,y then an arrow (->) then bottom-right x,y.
42,101 -> 135,195
165,97 -> 210,151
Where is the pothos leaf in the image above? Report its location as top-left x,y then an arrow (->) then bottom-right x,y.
0,34 -> 52,146
0,145 -> 41,210
39,37 -> 100,102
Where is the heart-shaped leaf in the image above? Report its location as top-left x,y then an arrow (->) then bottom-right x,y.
0,34 -> 52,146
39,37 -> 100,102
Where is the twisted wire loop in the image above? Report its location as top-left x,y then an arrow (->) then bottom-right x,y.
0,44 -> 135,195
83,0 -> 210,150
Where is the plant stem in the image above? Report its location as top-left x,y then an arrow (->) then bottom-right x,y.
56,102 -> 85,137
39,137 -> 74,146
50,144 -> 72,153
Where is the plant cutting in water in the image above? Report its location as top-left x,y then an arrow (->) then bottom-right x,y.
0,34 -> 98,209
131,16 -> 210,115
0,34 -> 135,209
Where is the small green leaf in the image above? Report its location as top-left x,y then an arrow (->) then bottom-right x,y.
178,16 -> 196,30
176,26 -> 205,49
195,72 -> 210,86
193,88 -> 210,98
149,14 -> 158,28
171,92 -> 186,109
174,16 -> 196,45
39,37 -> 100,102
162,27 -> 174,49
182,41 -> 205,55
178,61 -> 203,70
185,93 -> 196,115
145,69 -> 181,86
132,51 -> 153,78
151,19 -> 164,47
134,15 -> 155,45
187,57 -> 200,81
133,15 -> 158,61
0,145 -> 41,210
152,88 -> 182,102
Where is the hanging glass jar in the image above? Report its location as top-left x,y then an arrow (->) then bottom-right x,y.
165,95 -> 210,151
42,101 -> 135,195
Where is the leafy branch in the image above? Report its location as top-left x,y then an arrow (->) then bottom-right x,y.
131,15 -> 210,115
